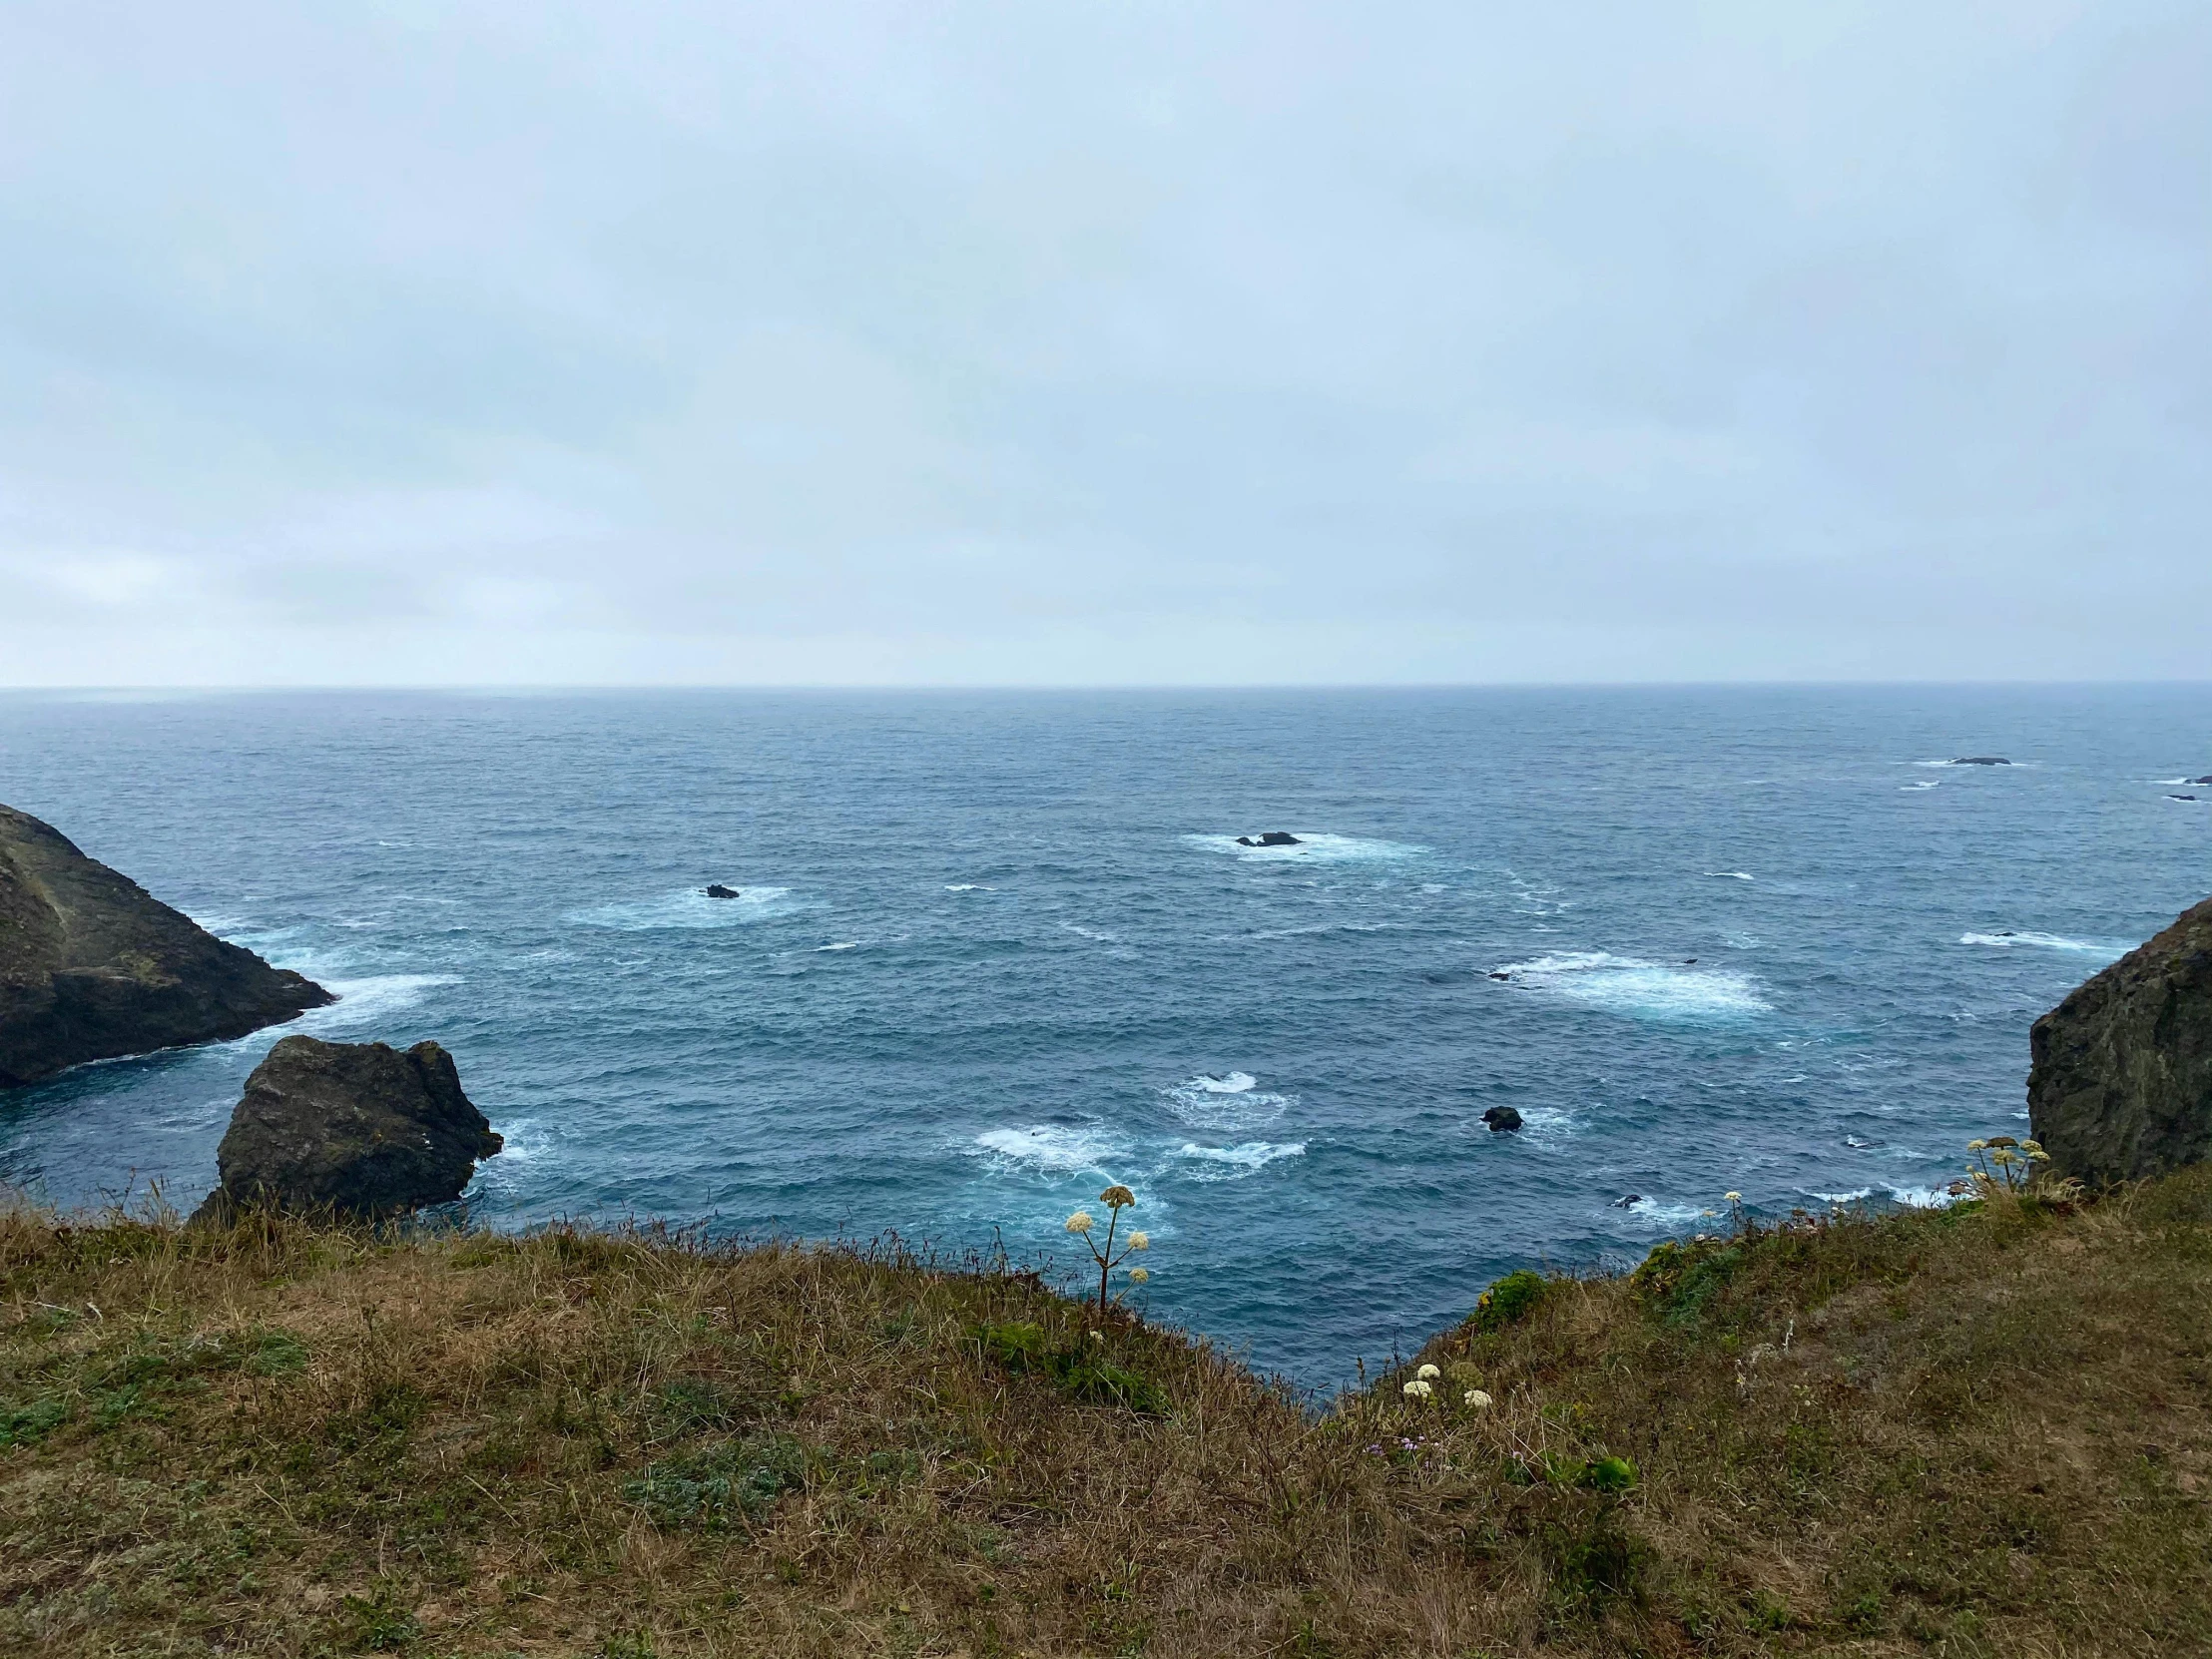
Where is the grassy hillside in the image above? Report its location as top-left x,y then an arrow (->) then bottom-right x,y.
5,1166 -> 2212,1657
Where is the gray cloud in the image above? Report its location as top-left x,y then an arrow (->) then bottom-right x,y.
2,0 -> 2206,684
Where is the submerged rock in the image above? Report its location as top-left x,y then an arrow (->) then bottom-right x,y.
0,804 -> 331,1088
703,883 -> 742,898
1236,831 -> 1302,847
1482,1106 -> 1524,1133
2028,895 -> 2212,1185
1950,756 -> 2012,766
2193,775 -> 2212,786
192,1035 -> 502,1222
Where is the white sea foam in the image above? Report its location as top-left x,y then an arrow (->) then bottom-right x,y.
1706,871 -> 1755,880
1184,831 -> 1425,864
567,886 -> 797,930
944,883 -> 992,891
1060,922 -> 1120,942
1959,930 -> 2124,959
972,1124 -> 1123,1175
299,973 -> 461,1031
1491,951 -> 1772,1021
817,941 -> 859,952
1174,1141 -> 1306,1180
1194,1072 -> 1256,1094
1901,780 -> 1940,791
1164,1073 -> 1290,1131
1888,1185 -> 1963,1209
1619,1197 -> 1708,1228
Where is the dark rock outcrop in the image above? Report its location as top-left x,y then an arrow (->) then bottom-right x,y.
1236,831 -> 1301,846
2192,775 -> 2212,786
1950,756 -> 2011,766
2028,895 -> 2212,1185
0,805 -> 331,1088
704,883 -> 742,898
193,1035 -> 501,1221
1482,1106 -> 1524,1133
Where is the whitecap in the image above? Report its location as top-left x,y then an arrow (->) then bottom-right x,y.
1901,781 -> 1940,791
971,1124 -> 1124,1176
1958,931 -> 2125,960
298,973 -> 462,1031
1184,831 -> 1425,864
1618,1197 -> 1708,1228
1705,871 -> 1755,880
944,883 -> 992,891
567,886 -> 797,930
817,941 -> 859,952
1060,922 -> 1120,942
1888,1185 -> 1964,1209
1174,1141 -> 1306,1180
1163,1073 -> 1290,1131
1490,951 -> 1772,1021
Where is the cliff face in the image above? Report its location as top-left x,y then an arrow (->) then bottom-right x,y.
2029,894 -> 2212,1184
193,1035 -> 501,1220
0,805 -> 332,1088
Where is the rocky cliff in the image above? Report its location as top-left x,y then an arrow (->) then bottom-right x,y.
2028,893 -> 2212,1184
0,804 -> 331,1087
193,1035 -> 501,1220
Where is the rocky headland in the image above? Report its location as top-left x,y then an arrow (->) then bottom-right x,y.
0,804 -> 331,1088
2029,892 -> 2212,1184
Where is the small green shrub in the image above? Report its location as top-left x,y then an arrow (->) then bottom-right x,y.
0,1396 -> 69,1446
1629,1238 -> 1745,1328
1474,1270 -> 1549,1332
625,1433 -> 808,1530
973,1323 -> 1166,1414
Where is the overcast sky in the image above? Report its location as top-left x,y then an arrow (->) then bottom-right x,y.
2,2 -> 2206,686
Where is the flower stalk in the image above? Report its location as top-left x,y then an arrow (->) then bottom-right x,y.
1068,1183 -> 1150,1317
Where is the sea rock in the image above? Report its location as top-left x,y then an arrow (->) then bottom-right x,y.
1950,756 -> 2012,766
1482,1106 -> 1524,1133
0,804 -> 331,1088
193,1035 -> 501,1221
2170,796 -> 2200,804
2028,895 -> 2212,1185
2193,776 -> 2212,786
1236,831 -> 1302,846
703,883 -> 742,898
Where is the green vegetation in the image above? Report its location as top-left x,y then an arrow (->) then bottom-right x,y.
5,1165 -> 2212,1655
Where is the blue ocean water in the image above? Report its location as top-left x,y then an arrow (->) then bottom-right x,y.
2,687 -> 2206,1385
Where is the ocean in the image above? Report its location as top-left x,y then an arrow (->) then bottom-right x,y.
2,686 -> 2206,1386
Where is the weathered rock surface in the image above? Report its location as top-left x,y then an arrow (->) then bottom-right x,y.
1951,756 -> 2012,766
1236,831 -> 1301,846
703,883 -> 743,899
1,805 -> 331,1088
2029,895 -> 2212,1184
193,1035 -> 501,1221
1482,1106 -> 1524,1133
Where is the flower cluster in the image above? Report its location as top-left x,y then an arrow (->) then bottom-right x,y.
1966,1134 -> 2052,1195
1066,1183 -> 1152,1316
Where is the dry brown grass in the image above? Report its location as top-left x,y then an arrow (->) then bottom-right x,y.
5,1168 -> 2212,1658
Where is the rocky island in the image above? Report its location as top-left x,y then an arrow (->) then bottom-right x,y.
0,804 -> 330,1087
191,1035 -> 502,1222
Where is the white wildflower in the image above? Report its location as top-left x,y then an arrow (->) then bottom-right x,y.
1402,1379 -> 1433,1399
1127,1231 -> 1149,1251
1465,1389 -> 1493,1408
1416,1363 -> 1440,1381
1065,1212 -> 1094,1234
